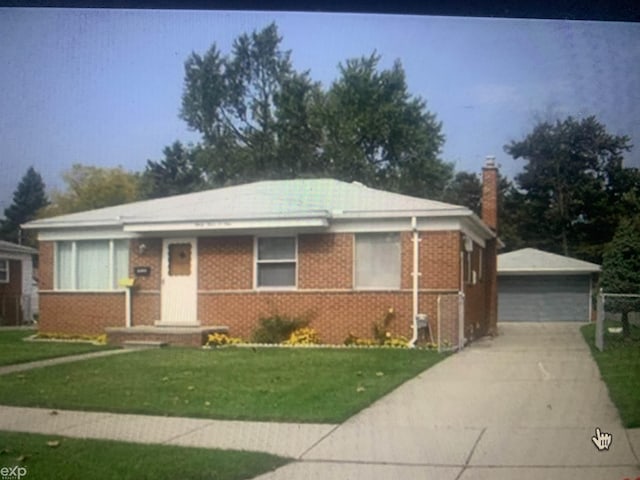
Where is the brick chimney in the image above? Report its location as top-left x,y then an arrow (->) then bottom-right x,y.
482,156 -> 498,232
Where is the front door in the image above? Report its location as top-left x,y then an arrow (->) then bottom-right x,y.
161,238 -> 198,325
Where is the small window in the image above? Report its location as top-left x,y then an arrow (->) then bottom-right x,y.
355,233 -> 401,289
478,248 -> 483,281
168,243 -> 192,276
256,237 -> 296,288
0,259 -> 8,283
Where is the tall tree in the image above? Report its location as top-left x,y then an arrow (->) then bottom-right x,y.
179,23 -> 324,182
600,218 -> 640,338
442,171 -> 482,214
505,116 -> 632,261
177,24 -> 450,199
322,53 -> 450,198
141,141 -> 206,199
41,164 -> 141,217
0,167 -> 48,245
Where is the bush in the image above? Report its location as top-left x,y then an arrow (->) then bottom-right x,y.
251,314 -> 309,344
373,307 -> 398,345
343,333 -> 377,347
283,327 -> 320,345
205,333 -> 243,347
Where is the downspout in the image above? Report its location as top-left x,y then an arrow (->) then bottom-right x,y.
125,286 -> 132,328
409,216 -> 420,348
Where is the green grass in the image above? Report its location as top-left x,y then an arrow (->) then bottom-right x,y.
581,322 -> 640,428
0,430 -> 289,480
0,347 -> 447,423
0,330 -> 113,367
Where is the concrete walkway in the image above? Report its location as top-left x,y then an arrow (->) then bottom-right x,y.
0,323 -> 638,479
0,348 -> 138,375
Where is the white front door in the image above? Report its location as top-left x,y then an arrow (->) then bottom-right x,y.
161,238 -> 198,325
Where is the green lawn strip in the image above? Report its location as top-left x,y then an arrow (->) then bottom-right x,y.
580,322 -> 640,428
0,347 -> 447,423
0,430 -> 289,480
0,330 -> 113,367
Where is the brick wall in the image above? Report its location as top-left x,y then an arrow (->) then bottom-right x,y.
198,236 -> 253,290
298,233 -> 352,289
198,291 -> 458,345
420,231 -> 461,290
36,229 -> 479,345
39,292 -> 125,335
130,238 -> 161,290
463,247 -> 487,340
39,242 -> 54,290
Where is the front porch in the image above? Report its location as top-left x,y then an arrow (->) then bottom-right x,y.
106,325 -> 229,347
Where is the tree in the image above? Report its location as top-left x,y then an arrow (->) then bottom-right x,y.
179,23 -> 325,183
41,164 -> 141,217
442,171 -> 482,214
0,167 -> 48,245
600,218 -> 640,338
177,25 -> 451,199
322,53 -> 450,198
505,116 -> 632,261
141,141 -> 206,199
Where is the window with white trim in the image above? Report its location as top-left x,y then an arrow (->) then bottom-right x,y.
355,233 -> 401,289
55,240 -> 129,290
0,259 -> 8,283
256,237 -> 297,288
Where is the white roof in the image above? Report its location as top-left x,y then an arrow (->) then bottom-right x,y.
0,240 -> 38,256
498,248 -> 600,274
23,179 -> 489,234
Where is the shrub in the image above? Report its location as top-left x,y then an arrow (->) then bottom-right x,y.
343,333 -> 377,347
205,333 -> 243,347
373,307 -> 397,345
251,314 -> 309,344
283,327 -> 320,345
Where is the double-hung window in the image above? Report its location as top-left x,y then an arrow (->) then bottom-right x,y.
55,240 -> 129,290
0,259 -> 8,283
355,233 -> 401,289
256,237 -> 297,288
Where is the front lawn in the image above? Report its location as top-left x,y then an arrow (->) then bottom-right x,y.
0,329 -> 113,367
0,347 -> 446,423
0,430 -> 289,480
581,322 -> 640,428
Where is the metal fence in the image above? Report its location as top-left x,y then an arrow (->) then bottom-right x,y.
435,292 -> 464,352
0,294 -> 36,326
595,290 -> 640,351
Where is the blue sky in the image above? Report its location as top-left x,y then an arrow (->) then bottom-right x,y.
1,8 -> 639,212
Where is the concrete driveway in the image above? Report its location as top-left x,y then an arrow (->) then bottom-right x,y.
255,323 -> 640,479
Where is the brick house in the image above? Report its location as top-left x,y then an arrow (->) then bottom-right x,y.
0,240 -> 38,325
23,159 -> 499,347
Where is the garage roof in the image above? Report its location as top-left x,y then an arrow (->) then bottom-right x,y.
498,248 -> 600,274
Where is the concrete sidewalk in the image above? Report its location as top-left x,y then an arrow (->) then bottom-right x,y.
0,406 -> 336,459
0,323 -> 638,480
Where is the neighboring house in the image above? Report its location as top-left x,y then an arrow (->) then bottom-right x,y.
497,248 -> 600,322
23,159 -> 500,346
0,240 -> 38,325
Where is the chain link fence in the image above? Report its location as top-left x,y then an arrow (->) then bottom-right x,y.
436,292 -> 464,352
595,290 -> 640,351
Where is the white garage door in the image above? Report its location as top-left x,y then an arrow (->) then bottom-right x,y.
498,275 -> 591,322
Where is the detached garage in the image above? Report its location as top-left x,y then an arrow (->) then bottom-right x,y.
498,248 -> 600,322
